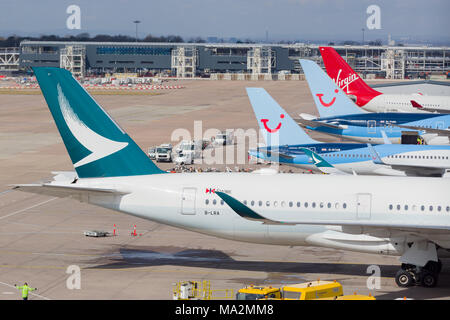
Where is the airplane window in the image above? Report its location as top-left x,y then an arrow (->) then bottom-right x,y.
281,201 -> 286,207
412,205 -> 417,211
213,199 -> 217,205
404,205 -> 408,211
320,202 -> 324,208
437,206 -> 442,212
251,200 -> 255,206
258,201 -> 262,206
297,202 -> 301,207
327,203 -> 331,209
220,200 -> 224,205
312,202 -> 316,208
274,201 -> 278,207
421,205 -> 425,211
389,204 -> 393,210
243,200 -> 247,205
205,199 -> 209,205
447,206 -> 450,212
266,201 -> 270,207
289,201 -> 293,207
343,203 -> 347,209
335,203 -> 339,209
304,202 -> 309,208
429,206 -> 433,212
397,205 -> 401,210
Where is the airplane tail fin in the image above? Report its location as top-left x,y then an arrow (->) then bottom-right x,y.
246,88 -> 317,146
319,47 -> 381,105
299,59 -> 367,118
33,67 -> 165,178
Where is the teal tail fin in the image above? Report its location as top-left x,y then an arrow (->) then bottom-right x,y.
33,67 -> 165,178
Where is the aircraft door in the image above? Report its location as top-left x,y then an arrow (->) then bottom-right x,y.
181,187 -> 196,215
367,120 -> 377,134
356,193 -> 372,219
436,121 -> 444,130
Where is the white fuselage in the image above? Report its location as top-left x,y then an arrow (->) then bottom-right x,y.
69,173 -> 450,257
363,94 -> 450,113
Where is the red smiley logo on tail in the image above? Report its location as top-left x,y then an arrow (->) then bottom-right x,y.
261,114 -> 285,133
316,89 -> 339,107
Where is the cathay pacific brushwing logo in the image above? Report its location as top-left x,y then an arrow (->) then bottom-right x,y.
57,84 -> 128,167
311,153 -> 322,165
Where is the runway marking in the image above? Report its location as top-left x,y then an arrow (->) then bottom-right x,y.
0,280 -> 51,300
0,197 -> 57,220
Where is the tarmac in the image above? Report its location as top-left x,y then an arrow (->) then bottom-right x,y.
0,79 -> 449,300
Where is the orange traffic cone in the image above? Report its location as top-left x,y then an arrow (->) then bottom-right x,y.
113,224 -> 116,236
132,225 -> 137,236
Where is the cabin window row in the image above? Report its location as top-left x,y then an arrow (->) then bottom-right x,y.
387,155 -> 448,160
388,204 -> 450,212
205,199 -> 348,210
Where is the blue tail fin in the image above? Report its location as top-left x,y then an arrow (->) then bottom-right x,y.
246,88 -> 317,146
299,59 -> 367,118
33,67 -> 165,178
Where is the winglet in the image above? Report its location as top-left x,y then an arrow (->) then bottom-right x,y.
299,147 -> 349,175
380,130 -> 392,144
215,191 -> 294,225
367,144 -> 385,165
411,100 -> 423,110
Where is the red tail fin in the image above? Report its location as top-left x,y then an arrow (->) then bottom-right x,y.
319,47 -> 381,106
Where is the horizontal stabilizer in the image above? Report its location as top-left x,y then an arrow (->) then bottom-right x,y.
295,118 -> 343,130
12,183 -> 129,199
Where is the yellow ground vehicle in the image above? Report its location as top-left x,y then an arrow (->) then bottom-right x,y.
280,281 -> 343,300
317,294 -> 376,300
236,281 -> 343,300
236,285 -> 282,300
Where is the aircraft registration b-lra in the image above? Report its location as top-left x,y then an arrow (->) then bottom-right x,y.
14,67 -> 450,288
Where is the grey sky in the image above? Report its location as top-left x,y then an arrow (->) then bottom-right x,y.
0,0 -> 449,43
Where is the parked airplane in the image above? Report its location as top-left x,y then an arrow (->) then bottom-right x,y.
13,67 -> 450,288
319,46 -> 450,113
247,88 -> 450,177
298,59 -> 450,145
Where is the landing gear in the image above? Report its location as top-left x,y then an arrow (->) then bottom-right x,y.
395,260 -> 442,288
395,269 -> 414,287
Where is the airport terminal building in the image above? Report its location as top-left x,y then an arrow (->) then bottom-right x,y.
4,40 -> 450,79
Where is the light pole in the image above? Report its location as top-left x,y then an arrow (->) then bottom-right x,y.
362,28 -> 365,45
133,20 -> 141,42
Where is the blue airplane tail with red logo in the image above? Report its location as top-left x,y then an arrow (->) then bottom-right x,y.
246,87 -> 317,146
299,59 -> 367,118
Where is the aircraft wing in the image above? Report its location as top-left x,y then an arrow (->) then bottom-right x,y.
257,149 -> 294,160
396,124 -> 450,137
12,183 -> 129,199
367,144 -> 446,177
411,100 -> 450,114
216,192 -> 450,235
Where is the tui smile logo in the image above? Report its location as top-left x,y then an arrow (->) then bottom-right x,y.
261,114 -> 285,133
316,89 -> 339,107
